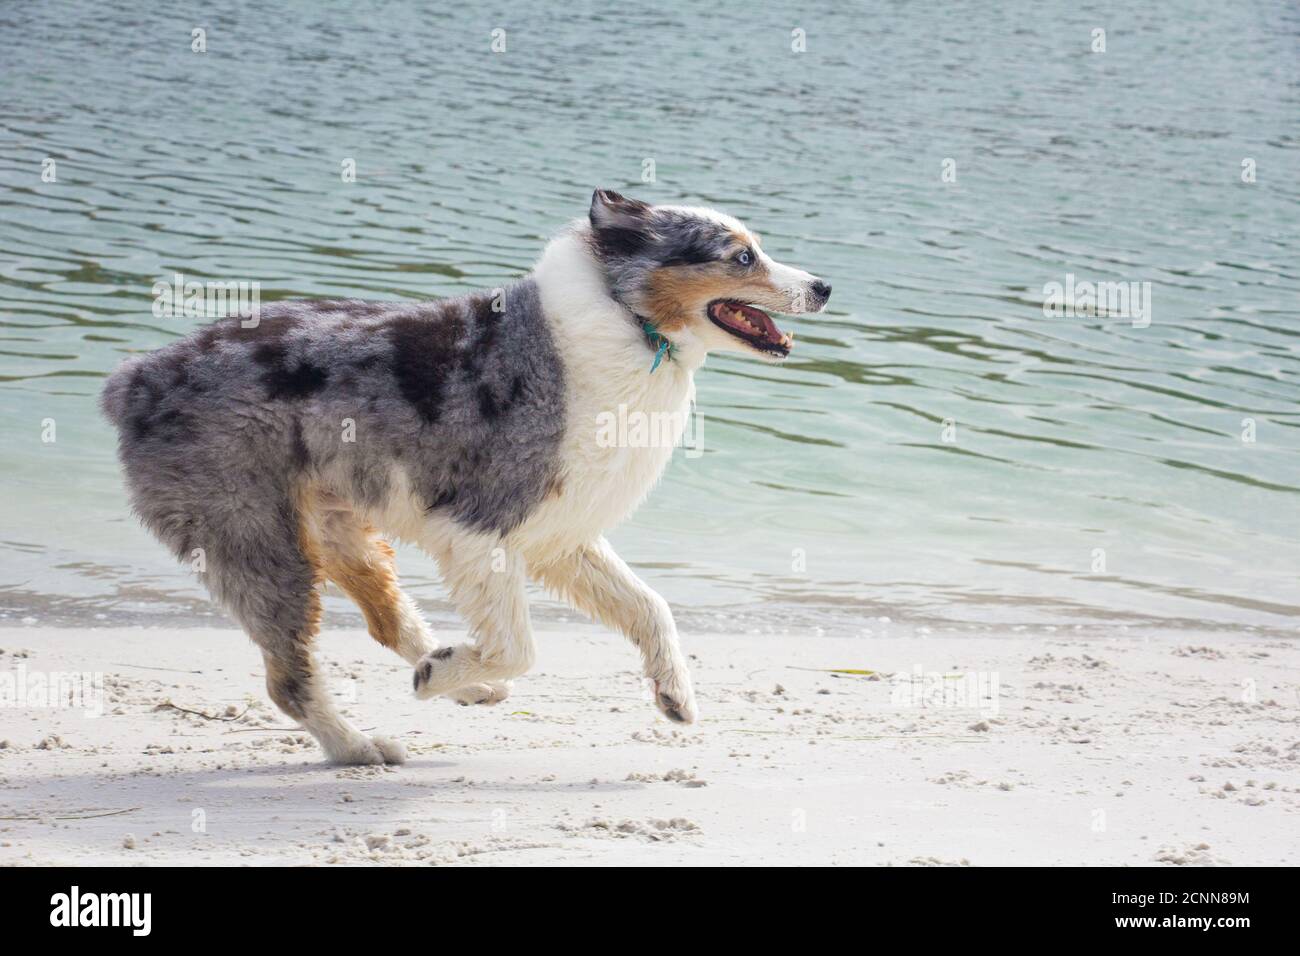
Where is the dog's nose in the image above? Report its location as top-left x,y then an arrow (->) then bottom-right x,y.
812,280 -> 831,302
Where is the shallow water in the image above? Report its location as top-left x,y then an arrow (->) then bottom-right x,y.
1,2 -> 1297,635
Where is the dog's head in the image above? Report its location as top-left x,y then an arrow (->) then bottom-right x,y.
586,189 -> 830,362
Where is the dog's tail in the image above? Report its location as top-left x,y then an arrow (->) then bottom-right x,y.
99,354 -> 148,433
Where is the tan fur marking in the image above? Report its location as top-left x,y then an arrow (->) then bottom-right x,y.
644,268 -> 736,332
644,261 -> 782,332
321,534 -> 404,651
729,228 -> 755,249
297,487 -> 405,651
263,642 -> 315,718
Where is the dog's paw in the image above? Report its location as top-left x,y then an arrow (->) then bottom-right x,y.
412,646 -> 457,700
324,734 -> 407,766
446,680 -> 512,707
652,670 -> 697,724
369,735 -> 407,764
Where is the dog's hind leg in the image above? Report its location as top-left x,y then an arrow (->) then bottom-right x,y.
531,537 -> 696,723
115,424 -> 405,764
205,492 -> 405,765
411,534 -> 534,702
302,489 -> 433,665
260,641 -> 406,766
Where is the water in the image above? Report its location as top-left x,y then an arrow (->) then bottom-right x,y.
2,1 -> 1298,636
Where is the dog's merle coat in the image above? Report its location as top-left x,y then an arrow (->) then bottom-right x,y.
100,190 -> 829,765
106,281 -> 565,531
102,282 -> 564,668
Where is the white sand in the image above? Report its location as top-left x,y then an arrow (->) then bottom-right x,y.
0,624 -> 1294,866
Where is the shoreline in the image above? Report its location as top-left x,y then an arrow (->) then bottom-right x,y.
3,586 -> 1298,641
0,625 -> 1295,865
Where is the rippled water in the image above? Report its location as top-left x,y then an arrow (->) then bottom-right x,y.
2,1 -> 1297,635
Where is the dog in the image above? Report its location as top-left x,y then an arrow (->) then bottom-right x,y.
101,190 -> 830,765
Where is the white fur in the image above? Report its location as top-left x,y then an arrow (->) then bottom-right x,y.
518,224 -> 701,558
759,248 -> 818,311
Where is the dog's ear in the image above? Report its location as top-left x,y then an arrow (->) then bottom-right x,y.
590,189 -> 652,230
589,189 -> 654,259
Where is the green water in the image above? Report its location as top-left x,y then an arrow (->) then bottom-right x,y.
1,1 -> 1297,635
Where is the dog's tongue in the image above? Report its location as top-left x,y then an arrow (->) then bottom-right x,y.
709,301 -> 791,348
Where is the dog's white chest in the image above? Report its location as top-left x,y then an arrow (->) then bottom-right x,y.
515,353 -> 696,555
575,360 -> 692,509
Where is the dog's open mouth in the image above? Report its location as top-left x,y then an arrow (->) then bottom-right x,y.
706,300 -> 793,357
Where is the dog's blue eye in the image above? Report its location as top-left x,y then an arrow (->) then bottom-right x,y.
736,250 -> 752,266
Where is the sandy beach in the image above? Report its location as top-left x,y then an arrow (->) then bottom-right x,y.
0,623 -> 1294,866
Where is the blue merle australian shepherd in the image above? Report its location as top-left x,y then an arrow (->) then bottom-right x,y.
102,190 -> 830,764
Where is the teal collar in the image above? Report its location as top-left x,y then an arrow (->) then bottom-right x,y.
640,319 -> 675,373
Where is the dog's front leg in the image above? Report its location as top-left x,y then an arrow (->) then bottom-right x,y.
413,535 -> 534,702
532,537 -> 696,723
